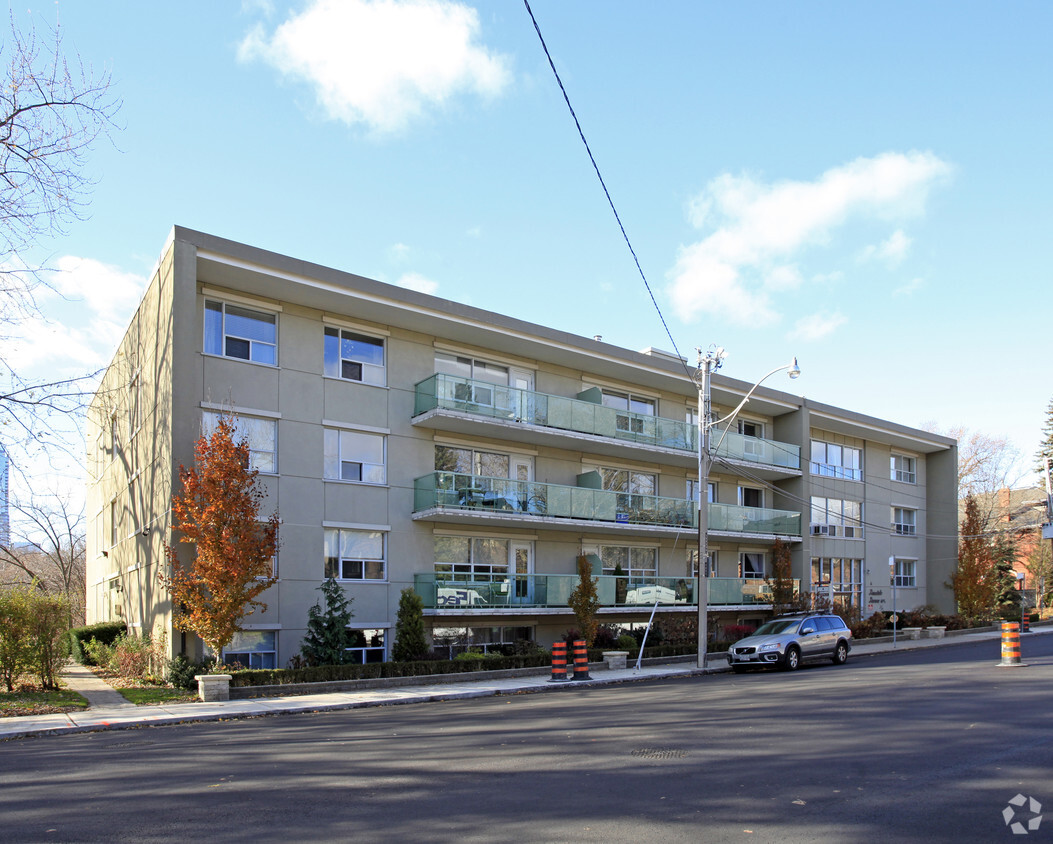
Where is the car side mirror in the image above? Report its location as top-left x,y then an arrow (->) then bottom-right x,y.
801,626 -> 815,635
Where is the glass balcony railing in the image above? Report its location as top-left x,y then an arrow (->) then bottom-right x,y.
413,572 -> 796,610
414,374 -> 801,469
413,471 -> 802,537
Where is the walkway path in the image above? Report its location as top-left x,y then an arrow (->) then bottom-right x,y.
1,625 -> 1046,742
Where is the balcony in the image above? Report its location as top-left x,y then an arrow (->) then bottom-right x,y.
412,471 -> 802,539
414,572 -> 794,611
413,374 -> 800,475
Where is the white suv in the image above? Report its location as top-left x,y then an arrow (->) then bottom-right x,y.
727,613 -> 852,672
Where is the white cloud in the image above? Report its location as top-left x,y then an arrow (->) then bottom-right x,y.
466,226 -> 481,238
788,311 -> 848,341
388,242 -> 411,262
239,0 -> 511,134
859,229 -> 911,266
893,277 -> 925,297
668,151 -> 952,325
395,271 -> 439,295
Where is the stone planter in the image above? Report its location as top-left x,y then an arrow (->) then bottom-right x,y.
195,674 -> 232,702
925,626 -> 946,639
602,651 -> 629,670
901,627 -> 923,640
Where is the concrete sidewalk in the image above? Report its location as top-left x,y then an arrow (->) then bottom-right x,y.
1,626 -> 1046,742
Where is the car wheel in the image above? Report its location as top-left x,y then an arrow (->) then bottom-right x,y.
832,641 -> 849,665
782,646 -> 801,671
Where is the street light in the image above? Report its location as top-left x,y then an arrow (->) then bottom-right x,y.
695,348 -> 801,670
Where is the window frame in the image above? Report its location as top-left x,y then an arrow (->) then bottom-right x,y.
738,552 -> 765,579
204,299 -> 278,366
892,507 -> 917,536
324,326 -> 386,386
222,630 -> 277,670
891,558 -> 917,587
202,412 -> 278,475
891,453 -> 917,484
324,528 -> 387,581
324,427 -> 387,484
810,439 -> 863,481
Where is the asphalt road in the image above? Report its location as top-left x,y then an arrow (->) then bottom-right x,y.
2,636 -> 1051,843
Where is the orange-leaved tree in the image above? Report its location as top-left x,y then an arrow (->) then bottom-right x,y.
951,494 -> 996,621
162,416 -> 279,662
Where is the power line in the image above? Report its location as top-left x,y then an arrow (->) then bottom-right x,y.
523,0 -> 692,381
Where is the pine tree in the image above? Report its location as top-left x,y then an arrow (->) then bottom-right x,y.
1037,396 -> 1053,479
393,588 -> 428,661
991,535 -> 1021,613
300,577 -> 355,667
951,495 -> 997,621
568,555 -> 600,646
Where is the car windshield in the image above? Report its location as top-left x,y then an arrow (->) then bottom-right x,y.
752,618 -> 801,636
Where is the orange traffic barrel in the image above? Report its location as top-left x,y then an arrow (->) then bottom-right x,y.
1022,615 -> 1030,633
999,622 -> 1022,666
571,639 -> 591,680
550,641 -> 569,682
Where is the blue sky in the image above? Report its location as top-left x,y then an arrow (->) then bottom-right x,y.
8,0 -> 1051,507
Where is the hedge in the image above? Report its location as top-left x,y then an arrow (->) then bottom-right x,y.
67,622 -> 127,664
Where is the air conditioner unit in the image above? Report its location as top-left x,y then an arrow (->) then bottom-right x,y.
811,525 -> 830,535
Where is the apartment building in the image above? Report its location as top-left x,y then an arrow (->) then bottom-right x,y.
84,227 -> 959,667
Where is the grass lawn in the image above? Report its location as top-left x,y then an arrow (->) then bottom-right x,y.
0,689 -> 89,718
115,687 -> 196,706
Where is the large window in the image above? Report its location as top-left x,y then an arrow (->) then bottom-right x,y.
431,626 -> 533,658
435,353 -> 509,405
811,557 -> 863,608
346,629 -> 385,663
435,445 -> 510,478
891,454 -> 916,484
810,440 -> 862,481
434,536 -> 511,579
687,479 -> 716,504
324,428 -> 386,484
203,412 -> 278,474
204,300 -> 277,364
324,327 -> 385,385
738,486 -> 763,508
595,545 -> 657,579
689,549 -> 718,577
892,558 -> 917,587
810,497 -> 863,538
597,467 -> 656,512
324,529 -> 386,580
739,552 -> 765,579
602,390 -> 655,435
223,631 -> 277,669
892,507 -> 917,536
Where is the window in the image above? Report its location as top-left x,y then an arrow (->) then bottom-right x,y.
324,429 -> 386,483
223,631 -> 276,669
435,353 -> 509,405
810,497 -> 863,538
739,552 -> 765,579
324,327 -> 385,385
689,549 -> 718,577
810,440 -> 862,481
110,413 -> 120,461
431,626 -> 532,658
811,557 -> 863,608
891,558 -> 917,587
324,529 -> 386,580
687,479 -> 716,504
204,300 -> 277,364
738,486 -> 763,508
109,499 -> 118,549
598,467 -> 656,513
346,629 -> 386,663
95,510 -> 105,557
128,476 -> 139,536
593,545 -> 657,579
892,507 -> 917,536
602,390 -> 655,435
434,536 -> 511,580
435,445 -> 510,478
891,454 -> 916,484
203,412 -> 278,474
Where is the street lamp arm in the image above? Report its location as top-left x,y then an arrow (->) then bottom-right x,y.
709,359 -> 800,456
